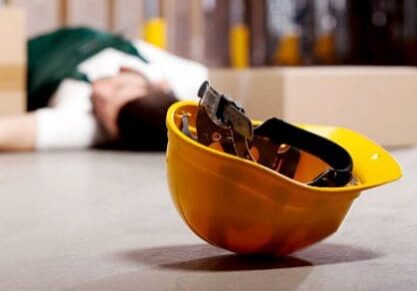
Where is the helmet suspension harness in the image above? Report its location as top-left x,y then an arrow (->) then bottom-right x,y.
181,81 -> 353,187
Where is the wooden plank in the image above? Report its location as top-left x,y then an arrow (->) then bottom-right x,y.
59,0 -> 68,26
107,0 -> 115,31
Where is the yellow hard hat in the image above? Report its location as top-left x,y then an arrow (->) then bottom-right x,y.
166,82 -> 402,256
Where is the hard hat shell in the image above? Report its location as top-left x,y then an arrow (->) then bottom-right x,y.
166,101 -> 402,256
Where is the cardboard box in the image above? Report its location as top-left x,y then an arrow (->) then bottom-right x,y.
0,7 -> 26,115
209,67 -> 417,147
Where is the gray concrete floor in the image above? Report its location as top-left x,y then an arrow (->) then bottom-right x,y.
0,148 -> 416,291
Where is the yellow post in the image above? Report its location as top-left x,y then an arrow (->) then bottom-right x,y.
230,23 -> 250,68
229,0 -> 249,68
144,0 -> 166,49
144,17 -> 167,49
273,34 -> 301,66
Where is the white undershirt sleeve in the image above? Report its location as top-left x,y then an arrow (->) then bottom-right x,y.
35,108 -> 107,150
133,40 -> 209,100
35,79 -> 109,150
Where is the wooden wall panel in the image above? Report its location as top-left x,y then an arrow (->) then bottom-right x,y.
10,0 -> 60,37
66,0 -> 109,31
112,0 -> 145,39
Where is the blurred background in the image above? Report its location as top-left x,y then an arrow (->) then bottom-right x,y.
1,0 -> 416,68
1,0 -> 416,146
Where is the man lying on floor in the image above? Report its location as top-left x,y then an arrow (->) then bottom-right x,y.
0,27 -> 207,152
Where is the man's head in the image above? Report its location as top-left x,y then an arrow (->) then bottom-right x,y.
91,68 -> 177,150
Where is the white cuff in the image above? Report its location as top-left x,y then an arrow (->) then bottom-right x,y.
35,108 -> 108,150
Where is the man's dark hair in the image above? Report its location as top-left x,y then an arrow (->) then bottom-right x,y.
116,91 -> 178,151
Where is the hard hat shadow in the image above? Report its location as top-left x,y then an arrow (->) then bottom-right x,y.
116,242 -> 381,272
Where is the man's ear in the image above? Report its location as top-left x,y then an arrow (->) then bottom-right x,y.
120,66 -> 170,93
119,66 -> 152,88
119,66 -> 149,83
119,66 -> 147,77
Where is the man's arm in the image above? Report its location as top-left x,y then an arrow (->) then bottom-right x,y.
0,113 -> 37,151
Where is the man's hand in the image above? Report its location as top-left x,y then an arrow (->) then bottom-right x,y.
91,70 -> 167,139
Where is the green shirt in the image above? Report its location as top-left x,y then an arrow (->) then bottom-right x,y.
27,27 -> 147,111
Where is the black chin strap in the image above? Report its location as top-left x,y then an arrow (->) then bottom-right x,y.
254,118 -> 353,187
